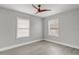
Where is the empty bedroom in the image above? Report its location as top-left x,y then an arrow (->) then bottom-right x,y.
0,4 -> 79,55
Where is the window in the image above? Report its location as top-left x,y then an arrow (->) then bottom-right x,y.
48,18 -> 59,37
17,17 -> 30,38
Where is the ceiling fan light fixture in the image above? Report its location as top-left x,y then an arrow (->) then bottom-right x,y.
32,4 -> 51,14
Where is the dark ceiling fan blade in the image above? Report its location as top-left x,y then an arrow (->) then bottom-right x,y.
32,4 -> 38,9
40,9 -> 51,12
35,9 -> 51,14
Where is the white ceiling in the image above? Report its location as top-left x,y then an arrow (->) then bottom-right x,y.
0,4 -> 79,17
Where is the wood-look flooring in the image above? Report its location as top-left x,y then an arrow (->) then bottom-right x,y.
0,40 -> 79,55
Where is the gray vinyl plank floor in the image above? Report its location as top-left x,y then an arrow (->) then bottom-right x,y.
0,40 -> 79,55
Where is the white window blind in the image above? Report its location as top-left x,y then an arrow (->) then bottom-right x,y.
17,17 -> 30,38
48,18 -> 59,37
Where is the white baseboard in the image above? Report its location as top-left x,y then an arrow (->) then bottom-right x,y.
45,39 -> 79,49
0,39 -> 42,52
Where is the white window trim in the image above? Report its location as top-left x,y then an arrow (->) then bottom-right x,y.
16,17 -> 30,38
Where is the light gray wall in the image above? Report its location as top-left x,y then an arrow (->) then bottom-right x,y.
1,6 -> 79,49
0,7 -> 43,49
44,8 -> 79,48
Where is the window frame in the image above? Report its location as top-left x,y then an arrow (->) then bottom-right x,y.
48,18 -> 59,37
16,17 -> 30,39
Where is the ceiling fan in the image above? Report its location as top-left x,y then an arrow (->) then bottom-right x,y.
32,4 -> 51,14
